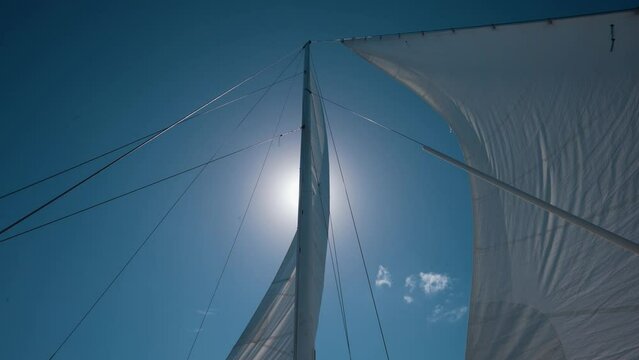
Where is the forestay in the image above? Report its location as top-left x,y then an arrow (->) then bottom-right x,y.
345,9 -> 639,359
227,45 -> 330,359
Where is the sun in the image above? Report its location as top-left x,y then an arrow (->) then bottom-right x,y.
276,171 -> 299,217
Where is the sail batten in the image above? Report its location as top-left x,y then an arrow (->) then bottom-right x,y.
345,9 -> 639,360
227,44 -> 329,360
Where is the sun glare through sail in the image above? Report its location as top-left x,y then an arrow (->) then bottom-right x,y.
277,170 -> 300,216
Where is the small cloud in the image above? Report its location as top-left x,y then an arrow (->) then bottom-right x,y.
191,328 -> 204,333
405,275 -> 417,293
428,305 -> 468,323
403,295 -> 414,304
197,309 -> 217,316
375,265 -> 392,288
419,272 -> 449,295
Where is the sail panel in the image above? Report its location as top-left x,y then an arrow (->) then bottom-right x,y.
295,45 -> 330,359
345,10 -> 639,359
227,45 -> 329,360
226,234 -> 298,359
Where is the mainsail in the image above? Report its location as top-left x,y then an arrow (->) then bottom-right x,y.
344,9 -> 639,359
227,43 -> 330,359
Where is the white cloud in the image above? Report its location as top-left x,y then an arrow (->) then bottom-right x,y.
419,272 -> 449,295
403,295 -> 414,304
375,265 -> 392,288
428,304 -> 468,323
197,309 -> 217,316
404,275 -> 417,293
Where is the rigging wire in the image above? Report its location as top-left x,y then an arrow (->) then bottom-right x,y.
310,92 -> 425,147
46,50 -> 303,360
309,60 -> 353,360
311,155 -> 352,360
0,73 -> 301,203
327,218 -> 353,359
324,104 -> 392,360
184,51 -> 302,360
0,47 -> 302,236
313,92 -> 639,256
0,129 -> 300,245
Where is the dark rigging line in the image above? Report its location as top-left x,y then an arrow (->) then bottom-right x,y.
0,134 -> 151,201
312,161 -> 353,360
316,92 -> 639,256
311,158 -> 352,360
0,129 -> 300,245
191,72 -> 301,119
48,166 -> 209,360
324,108 -> 392,360
309,132 -> 352,360
46,50 -> 303,360
0,73 -> 300,202
310,92 -> 425,147
327,218 -> 353,360
307,148 -> 353,360
309,60 -> 353,359
0,47 -> 302,236
184,50 -> 301,360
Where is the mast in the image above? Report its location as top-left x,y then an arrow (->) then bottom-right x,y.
294,40 -> 316,360
226,41 -> 329,359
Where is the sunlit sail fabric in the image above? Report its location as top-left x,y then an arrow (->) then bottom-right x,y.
226,235 -> 298,359
227,45 -> 330,359
345,10 -> 639,359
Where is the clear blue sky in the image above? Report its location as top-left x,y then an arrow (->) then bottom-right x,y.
1,1 -> 636,359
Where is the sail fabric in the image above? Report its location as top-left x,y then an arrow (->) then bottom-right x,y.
295,47 -> 331,359
227,46 -> 329,359
344,10 -> 639,360
226,235 -> 298,359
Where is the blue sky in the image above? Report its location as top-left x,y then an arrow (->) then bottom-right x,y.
1,1 -> 636,359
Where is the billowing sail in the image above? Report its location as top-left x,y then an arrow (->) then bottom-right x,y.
227,44 -> 330,359
226,235 -> 298,359
344,9 -> 639,359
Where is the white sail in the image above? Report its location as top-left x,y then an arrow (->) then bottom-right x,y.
344,10 -> 639,359
227,44 -> 330,360
226,235 -> 298,359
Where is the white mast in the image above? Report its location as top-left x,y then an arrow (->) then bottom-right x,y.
227,42 -> 330,359
294,41 -> 330,360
